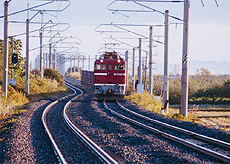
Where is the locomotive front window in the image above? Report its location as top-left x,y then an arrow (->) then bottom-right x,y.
94,64 -> 100,70
108,64 -> 112,70
94,64 -> 106,70
114,64 -> 125,70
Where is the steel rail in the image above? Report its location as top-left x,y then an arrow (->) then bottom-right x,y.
42,83 -> 77,164
62,81 -> 119,164
103,101 -> 230,163
116,101 -> 230,150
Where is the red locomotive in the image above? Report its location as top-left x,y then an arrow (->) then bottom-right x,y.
81,51 -> 126,97
94,51 -> 126,97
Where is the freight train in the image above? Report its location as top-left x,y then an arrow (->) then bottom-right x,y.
81,51 -> 126,97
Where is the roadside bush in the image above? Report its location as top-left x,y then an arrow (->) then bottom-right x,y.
44,68 -> 65,86
125,91 -> 161,113
168,110 -> 199,122
125,87 -> 136,96
67,72 -> 81,81
0,85 -> 29,120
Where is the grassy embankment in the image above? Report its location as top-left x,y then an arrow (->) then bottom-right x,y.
0,69 -> 69,132
67,72 -> 81,81
125,90 -> 198,122
126,91 -> 230,132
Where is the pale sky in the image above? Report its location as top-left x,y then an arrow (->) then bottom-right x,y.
1,0 -> 230,73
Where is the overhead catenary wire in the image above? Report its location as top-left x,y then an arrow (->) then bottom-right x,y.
107,0 -> 184,21
191,6 -> 218,31
95,23 -> 164,44
0,0 -> 70,18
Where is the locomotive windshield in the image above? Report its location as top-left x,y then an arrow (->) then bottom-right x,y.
108,64 -> 112,70
94,64 -> 106,70
114,64 -> 125,70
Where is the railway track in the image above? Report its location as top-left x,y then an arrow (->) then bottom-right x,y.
103,100 -> 230,163
40,77 -> 229,163
42,80 -> 118,164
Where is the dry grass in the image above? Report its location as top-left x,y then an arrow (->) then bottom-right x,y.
0,85 -> 29,121
194,111 -> 230,117
199,117 -> 230,130
168,107 -> 230,132
0,74 -> 68,122
125,91 -> 162,113
193,111 -> 230,132
67,72 -> 81,80
125,91 -> 230,132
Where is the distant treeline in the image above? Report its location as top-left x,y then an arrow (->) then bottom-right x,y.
128,68 -> 230,105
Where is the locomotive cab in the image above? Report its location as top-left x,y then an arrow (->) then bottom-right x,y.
94,52 -> 126,97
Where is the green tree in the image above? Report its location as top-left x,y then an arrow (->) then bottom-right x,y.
169,78 -> 181,101
201,68 -> 212,76
222,79 -> 230,98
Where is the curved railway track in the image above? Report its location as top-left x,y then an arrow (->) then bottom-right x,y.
42,80 -> 118,164
40,77 -> 229,163
103,100 -> 230,163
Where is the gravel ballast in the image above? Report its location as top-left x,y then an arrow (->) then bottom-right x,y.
66,80 -> 229,164
1,77 -> 229,163
0,100 -> 57,163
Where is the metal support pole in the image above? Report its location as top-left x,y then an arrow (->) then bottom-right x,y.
3,1 -> 9,97
142,57 -> 144,85
163,10 -> 169,114
132,48 -> 135,90
138,38 -> 142,84
10,37 -> 13,79
60,56 -> 62,74
149,26 -> 153,95
144,52 -> 147,90
74,56 -> 76,72
125,51 -> 128,89
61,55 -> 65,75
35,59 -> 37,69
40,31 -> 43,77
70,56 -> 72,73
54,49 -> 57,70
78,55 -> 80,72
82,56 -> 84,70
88,55 -> 90,70
25,19 -> 30,94
49,44 -> 52,68
181,0 -> 190,118
56,56 -> 59,72
45,53 -> 48,69
57,56 -> 60,72
43,53 -> 45,70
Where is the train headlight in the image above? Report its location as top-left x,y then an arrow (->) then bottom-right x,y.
118,59 -> 120,63
100,59 -> 103,62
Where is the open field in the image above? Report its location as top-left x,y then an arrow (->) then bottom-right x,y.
169,106 -> 230,132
